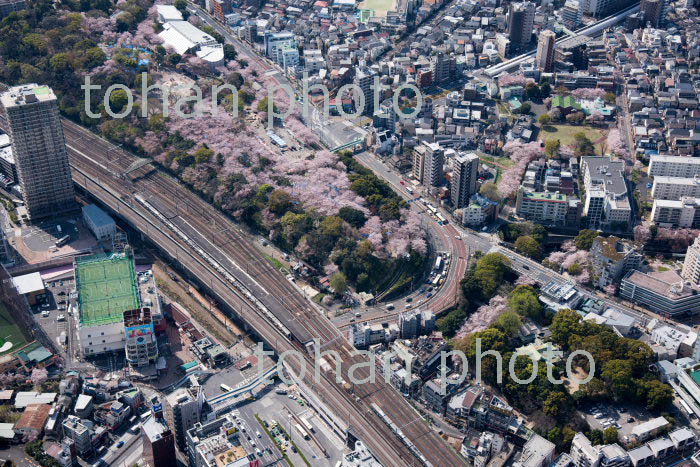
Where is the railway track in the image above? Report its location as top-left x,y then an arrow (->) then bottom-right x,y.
61,120 -> 465,466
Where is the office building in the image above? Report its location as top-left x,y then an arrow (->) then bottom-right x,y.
649,155 -> 700,178
264,32 -> 299,70
0,84 -> 75,221
584,0 -> 636,17
143,396 -> 176,467
398,309 -> 435,339
123,308 -> 158,368
422,142 -> 444,189
0,0 -> 26,18
651,176 -> 700,200
581,157 -> 632,229
590,236 -> 642,288
620,269 -> 700,317
651,197 -> 700,228
186,414 -> 240,467
451,153 -> 480,209
413,144 -> 426,181
682,236 -> 700,285
535,30 -> 556,72
507,2 -> 535,52
165,387 -> 202,452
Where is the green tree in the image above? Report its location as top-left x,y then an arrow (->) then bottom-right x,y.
575,229 -> 599,250
550,309 -> 583,348
574,132 -> 596,157
508,285 -> 543,318
473,253 -> 511,298
437,309 -> 467,337
479,182 -> 500,202
539,114 -> 552,125
338,207 -> 366,228
543,392 -> 572,421
268,190 -> 292,215
330,272 -> 348,294
640,380 -> 673,411
604,427 -> 619,444
601,359 -> 634,400
545,139 -> 561,158
194,146 -> 214,164
223,43 -> 237,60
492,311 -> 523,337
514,235 -> 542,259
109,89 -> 130,113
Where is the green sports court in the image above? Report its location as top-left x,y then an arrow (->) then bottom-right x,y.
75,253 -> 140,327
0,303 -> 29,356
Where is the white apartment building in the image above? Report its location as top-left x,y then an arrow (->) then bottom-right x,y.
515,189 -> 570,225
581,157 -> 631,229
422,142 -> 445,189
649,154 -> 700,178
651,176 -> 700,200
451,153 -> 480,209
682,236 -> 700,285
651,197 -> 700,228
82,204 -> 116,241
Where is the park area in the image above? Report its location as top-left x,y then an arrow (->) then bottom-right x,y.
75,253 -> 140,327
0,304 -> 29,356
540,125 -> 608,154
359,0 -> 396,16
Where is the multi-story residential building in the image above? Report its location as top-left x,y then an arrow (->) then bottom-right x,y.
581,157 -> 632,229
62,416 -> 93,458
507,2 -> 535,51
0,0 -> 26,18
535,30 -> 556,72
264,31 -> 296,65
185,414 -> 241,467
515,434 -> 556,467
422,142 -> 444,189
354,67 -> 377,117
0,84 -> 75,221
651,176 -> 700,200
451,153 -> 480,209
620,270 -> 700,317
516,189 -> 571,225
651,197 -> 700,228
590,236 -> 642,288
164,388 -> 202,452
682,236 -> 700,285
649,155 -> 700,178
463,194 -> 499,227
561,0 -> 583,28
430,52 -> 456,84
640,0 -> 663,26
412,144 -> 425,182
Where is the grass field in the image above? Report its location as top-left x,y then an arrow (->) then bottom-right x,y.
0,303 -> 29,356
76,253 -> 140,326
540,125 -> 608,153
359,0 -> 395,15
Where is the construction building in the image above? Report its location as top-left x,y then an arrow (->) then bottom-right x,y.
0,84 -> 75,221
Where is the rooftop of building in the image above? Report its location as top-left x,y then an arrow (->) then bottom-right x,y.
582,157 -> 627,196
631,416 -> 669,437
0,84 -> 55,108
520,190 -> 568,202
623,269 -> 698,299
653,175 -> 700,185
650,154 -> 700,164
75,252 -> 140,327
142,415 -> 172,442
12,272 -> 44,295
15,403 -> 52,431
592,236 -> 636,261
81,204 -> 115,229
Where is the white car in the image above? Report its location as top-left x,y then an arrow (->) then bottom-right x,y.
56,315 -> 65,322
42,310 -> 50,317
256,430 -> 261,438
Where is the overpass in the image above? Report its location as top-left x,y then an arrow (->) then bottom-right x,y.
484,3 -> 641,77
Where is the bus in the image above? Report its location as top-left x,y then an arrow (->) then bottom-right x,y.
434,256 -> 442,271
220,384 -> 233,393
436,213 -> 447,225
55,235 -> 70,247
302,418 -> 314,433
426,205 -> 438,215
406,187 -> 413,194
294,423 -> 309,440
432,274 -> 441,286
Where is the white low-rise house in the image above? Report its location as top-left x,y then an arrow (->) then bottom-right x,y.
631,417 -> 670,442
82,204 -> 116,241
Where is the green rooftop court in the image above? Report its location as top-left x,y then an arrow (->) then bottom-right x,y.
691,369 -> 700,386
75,253 -> 140,327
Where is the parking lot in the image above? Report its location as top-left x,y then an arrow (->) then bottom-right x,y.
33,276 -> 75,354
582,403 -> 655,443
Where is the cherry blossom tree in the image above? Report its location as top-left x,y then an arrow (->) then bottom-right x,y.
498,73 -> 528,87
31,368 -> 48,386
455,295 -> 508,338
498,141 -> 544,198
606,128 -> 628,158
571,88 -> 607,100
633,224 -> 652,243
